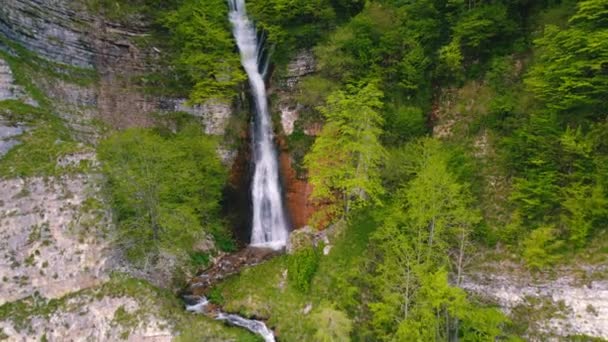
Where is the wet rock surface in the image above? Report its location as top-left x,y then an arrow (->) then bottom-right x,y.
272,50 -> 320,229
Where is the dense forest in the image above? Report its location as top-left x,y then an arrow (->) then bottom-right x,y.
87,0 -> 608,339
1,0 -> 605,340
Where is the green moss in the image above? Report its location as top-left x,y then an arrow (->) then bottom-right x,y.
0,121 -> 90,178
0,39 -> 96,179
111,306 -> 139,339
0,36 -> 97,92
214,256 -> 315,339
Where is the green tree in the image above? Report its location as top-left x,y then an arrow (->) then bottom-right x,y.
522,226 -> 564,269
162,0 -> 245,103
525,0 -> 608,118
98,125 -> 227,263
304,82 -> 386,222
368,138 -> 498,340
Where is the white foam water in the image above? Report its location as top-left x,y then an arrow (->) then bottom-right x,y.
186,295 -> 275,342
228,0 -> 289,249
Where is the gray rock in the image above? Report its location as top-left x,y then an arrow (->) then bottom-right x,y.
279,103 -> 299,135
302,303 -> 313,315
0,295 -> 174,341
0,122 -> 26,157
286,226 -> 316,254
286,50 -> 316,83
0,57 -> 37,105
0,0 -> 96,68
462,271 -> 608,339
0,174 -> 113,305
169,98 -> 233,136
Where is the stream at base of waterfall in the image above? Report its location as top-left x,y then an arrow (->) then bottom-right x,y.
185,295 -> 275,342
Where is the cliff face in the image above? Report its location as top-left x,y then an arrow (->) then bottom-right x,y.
0,0 -> 97,68
0,1 -> 244,339
273,50 -> 319,230
0,0 -> 234,138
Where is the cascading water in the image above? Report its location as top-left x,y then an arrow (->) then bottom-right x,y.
228,0 -> 289,249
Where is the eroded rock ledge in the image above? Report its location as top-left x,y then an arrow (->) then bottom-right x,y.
462,266 -> 608,339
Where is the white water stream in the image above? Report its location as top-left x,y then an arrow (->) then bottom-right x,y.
229,0 -> 289,250
186,295 -> 275,342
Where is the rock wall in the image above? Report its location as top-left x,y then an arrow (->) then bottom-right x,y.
463,263 -> 608,340
0,0 -> 96,68
0,170 -> 112,305
272,50 -> 320,229
0,0 -> 235,138
0,296 -> 173,341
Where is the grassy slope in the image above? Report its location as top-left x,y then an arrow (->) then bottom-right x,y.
213,210 -> 377,340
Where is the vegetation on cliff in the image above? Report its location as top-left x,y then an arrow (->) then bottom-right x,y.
98,123 -> 230,270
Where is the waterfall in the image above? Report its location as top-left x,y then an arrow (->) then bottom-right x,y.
228,0 -> 289,249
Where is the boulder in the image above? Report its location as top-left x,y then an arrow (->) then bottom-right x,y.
286,226 -> 316,254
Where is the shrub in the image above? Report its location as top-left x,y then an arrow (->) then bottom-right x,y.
287,247 -> 320,293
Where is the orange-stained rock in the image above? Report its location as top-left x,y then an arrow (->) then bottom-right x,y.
279,149 -> 315,229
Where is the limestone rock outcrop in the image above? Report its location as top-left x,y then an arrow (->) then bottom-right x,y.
462,265 -> 608,339
0,172 -> 112,305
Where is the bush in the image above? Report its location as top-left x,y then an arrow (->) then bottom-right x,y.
522,226 -> 564,269
287,247 -> 320,293
98,124 -> 228,263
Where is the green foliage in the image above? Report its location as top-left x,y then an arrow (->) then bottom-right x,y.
453,4 -> 517,52
526,0 -> 608,118
287,247 -> 320,293
0,47 -> 92,179
296,76 -> 339,108
368,138 -> 501,340
98,125 -> 227,262
522,226 -> 564,269
189,252 -> 210,268
86,0 -> 179,23
305,82 -> 386,221
315,1 -> 438,97
0,123 -> 87,178
247,0 -> 337,57
382,105 -> 427,145
161,0 -> 245,103
311,306 -> 353,342
286,123 -> 315,177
